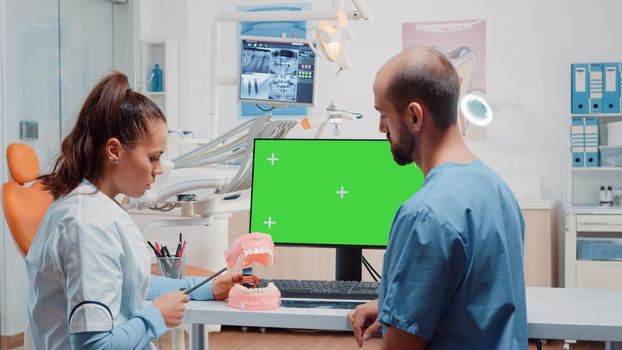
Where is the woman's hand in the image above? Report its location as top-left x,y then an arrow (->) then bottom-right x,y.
152,290 -> 190,328
212,272 -> 260,300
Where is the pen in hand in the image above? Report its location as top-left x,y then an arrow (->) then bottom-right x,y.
181,267 -> 228,295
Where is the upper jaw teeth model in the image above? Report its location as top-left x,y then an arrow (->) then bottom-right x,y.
224,232 -> 281,310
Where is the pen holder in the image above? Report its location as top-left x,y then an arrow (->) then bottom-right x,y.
156,256 -> 185,279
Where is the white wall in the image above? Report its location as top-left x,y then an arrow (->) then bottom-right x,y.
141,0 -> 622,285
195,0 -> 621,202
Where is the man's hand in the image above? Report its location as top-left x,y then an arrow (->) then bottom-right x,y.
211,272 -> 260,300
347,299 -> 382,347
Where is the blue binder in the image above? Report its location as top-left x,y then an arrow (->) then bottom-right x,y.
589,63 -> 604,113
603,63 -> 620,113
571,64 -> 589,114
584,117 -> 600,167
571,117 -> 585,167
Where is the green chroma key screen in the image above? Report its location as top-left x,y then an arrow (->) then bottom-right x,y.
250,139 -> 424,247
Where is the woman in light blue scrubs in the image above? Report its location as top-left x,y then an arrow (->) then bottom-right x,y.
26,72 -> 245,350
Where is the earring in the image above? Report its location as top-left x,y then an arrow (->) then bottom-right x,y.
111,158 -> 119,165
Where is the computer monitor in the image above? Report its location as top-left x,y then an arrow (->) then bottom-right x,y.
239,36 -> 316,107
249,139 -> 424,280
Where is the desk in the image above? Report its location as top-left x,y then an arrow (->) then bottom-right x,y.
184,288 -> 622,350
526,288 -> 622,345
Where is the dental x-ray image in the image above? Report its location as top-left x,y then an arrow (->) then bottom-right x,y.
242,47 -> 270,74
240,73 -> 271,101
240,48 -> 299,102
239,37 -> 315,106
268,49 -> 298,102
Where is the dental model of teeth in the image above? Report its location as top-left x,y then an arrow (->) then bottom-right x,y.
224,232 -> 281,310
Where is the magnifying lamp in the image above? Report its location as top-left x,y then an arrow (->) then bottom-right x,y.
460,92 -> 494,127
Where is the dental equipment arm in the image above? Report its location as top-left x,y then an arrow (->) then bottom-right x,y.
125,115 -> 296,214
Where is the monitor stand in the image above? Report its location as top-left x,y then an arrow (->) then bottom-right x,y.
335,247 -> 362,281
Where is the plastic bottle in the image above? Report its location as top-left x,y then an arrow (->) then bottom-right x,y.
599,186 -> 607,206
150,64 -> 163,92
606,186 -> 614,206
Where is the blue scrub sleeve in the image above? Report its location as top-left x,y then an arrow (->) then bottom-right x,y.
69,304 -> 167,350
378,208 -> 468,340
147,275 -> 214,301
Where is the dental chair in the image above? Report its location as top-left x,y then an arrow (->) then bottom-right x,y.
1,143 -> 53,350
1,143 -> 53,256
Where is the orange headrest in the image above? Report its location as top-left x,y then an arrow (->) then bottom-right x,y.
7,144 -> 40,184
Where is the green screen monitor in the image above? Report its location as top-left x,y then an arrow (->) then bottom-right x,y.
250,139 -> 424,279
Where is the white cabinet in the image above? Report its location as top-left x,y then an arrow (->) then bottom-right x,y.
565,110 -> 622,289
565,207 -> 622,288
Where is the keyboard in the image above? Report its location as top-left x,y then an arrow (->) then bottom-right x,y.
257,279 -> 380,300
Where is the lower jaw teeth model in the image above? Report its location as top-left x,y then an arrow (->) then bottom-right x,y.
223,232 -> 281,310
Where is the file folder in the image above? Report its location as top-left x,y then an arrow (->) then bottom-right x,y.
584,117 -> 600,167
571,117 -> 585,167
571,64 -> 589,114
589,63 -> 604,113
603,63 -> 620,113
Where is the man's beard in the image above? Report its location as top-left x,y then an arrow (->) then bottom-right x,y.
389,121 -> 416,166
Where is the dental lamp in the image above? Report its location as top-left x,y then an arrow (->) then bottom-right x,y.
307,11 -> 352,74
306,0 -> 373,74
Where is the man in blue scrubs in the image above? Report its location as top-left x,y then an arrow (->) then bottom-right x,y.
347,47 -> 527,349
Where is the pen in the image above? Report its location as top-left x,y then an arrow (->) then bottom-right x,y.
180,240 -> 187,256
147,241 -> 161,257
176,233 -> 183,257
182,267 -> 227,295
162,246 -> 171,257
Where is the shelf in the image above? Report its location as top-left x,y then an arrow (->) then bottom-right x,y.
572,167 -> 622,172
567,206 -> 622,214
571,114 -> 622,118
145,91 -> 166,96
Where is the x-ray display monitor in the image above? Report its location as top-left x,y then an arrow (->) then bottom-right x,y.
239,37 -> 316,106
250,139 -> 425,248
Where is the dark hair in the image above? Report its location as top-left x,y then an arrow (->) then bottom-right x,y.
40,71 -> 166,199
387,49 -> 460,130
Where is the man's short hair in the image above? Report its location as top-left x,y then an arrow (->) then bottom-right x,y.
387,49 -> 460,130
